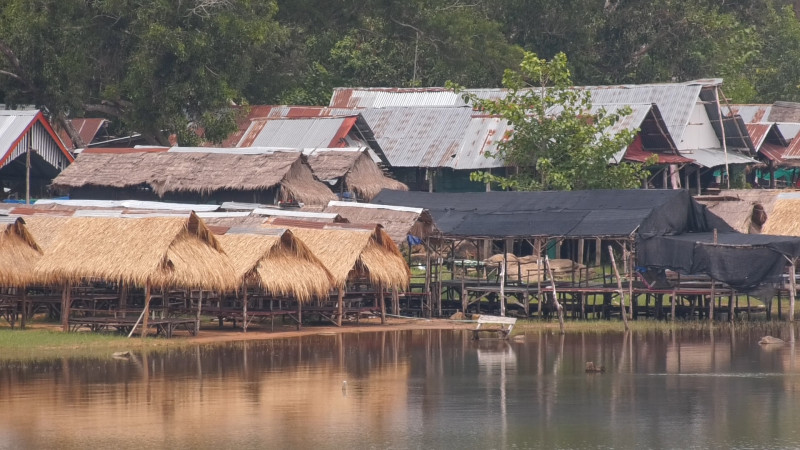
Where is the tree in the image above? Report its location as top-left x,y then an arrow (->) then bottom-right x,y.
449,52 -> 649,191
0,0 -> 287,145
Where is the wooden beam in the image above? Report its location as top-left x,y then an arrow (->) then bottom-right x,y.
141,283 -> 151,338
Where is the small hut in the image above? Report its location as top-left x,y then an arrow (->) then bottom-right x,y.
30,212 -> 236,334
696,189 -> 781,234
263,221 -> 410,324
304,148 -> 407,201
50,151 -> 336,206
763,192 -> 800,236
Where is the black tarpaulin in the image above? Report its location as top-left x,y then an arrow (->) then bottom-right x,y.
637,232 -> 800,291
371,189 -> 722,238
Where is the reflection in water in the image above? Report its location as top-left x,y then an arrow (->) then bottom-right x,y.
1,327 -> 800,448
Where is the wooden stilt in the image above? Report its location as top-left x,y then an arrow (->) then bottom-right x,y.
789,258 -> 797,322
61,284 -> 71,332
392,289 -> 399,316
242,284 -> 248,333
297,300 -> 302,331
337,288 -> 344,327
424,239 -> 432,318
670,291 -> 676,322
119,281 -> 127,318
500,245 -> 507,317
379,284 -> 386,324
536,239 -> 543,319
709,281 -> 715,323
608,246 -> 630,332
20,289 -> 27,329
544,256 -> 565,334
141,283 -> 151,338
195,290 -> 203,334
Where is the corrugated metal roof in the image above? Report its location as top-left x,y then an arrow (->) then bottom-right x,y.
725,104 -> 772,123
746,123 -> 771,150
778,123 -> 800,141
678,148 -> 758,168
33,199 -> 221,212
0,110 -> 39,155
252,208 -> 340,219
326,200 -> 423,214
239,116 -> 356,148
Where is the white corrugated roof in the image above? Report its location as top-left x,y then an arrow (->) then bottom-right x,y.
326,200 -> 423,214
252,208 -> 339,219
679,148 -> 758,168
34,199 -> 221,212
0,110 -> 38,155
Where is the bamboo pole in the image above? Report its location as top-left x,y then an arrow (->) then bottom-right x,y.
297,300 -> 302,331
608,246 -> 630,332
337,288 -> 344,327
788,258 -> 797,322
141,283 -> 151,338
544,256 -> 564,334
536,239 -> 543,320
20,288 -> 27,329
119,281 -> 127,318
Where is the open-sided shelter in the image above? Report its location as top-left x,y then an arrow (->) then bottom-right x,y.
303,148 -> 407,201
51,150 -> 336,206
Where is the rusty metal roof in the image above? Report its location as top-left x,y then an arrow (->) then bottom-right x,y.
746,123 -> 772,150
725,104 -> 772,123
237,116 -> 358,148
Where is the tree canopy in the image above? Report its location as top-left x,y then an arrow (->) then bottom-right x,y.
451,52 -> 649,191
1,0 -> 799,145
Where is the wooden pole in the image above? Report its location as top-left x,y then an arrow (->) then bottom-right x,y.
337,288 -> 344,327
141,283 -> 151,338
670,290 -> 676,322
626,244 -> 634,319
789,258 -> 797,322
195,290 -> 203,334
544,256 -> 565,334
379,284 -> 386,324
392,288 -> 399,316
20,288 -> 27,329
61,284 -> 71,332
500,244 -> 507,317
608,246 -> 630,332
119,281 -> 127,318
242,283 -> 248,333
424,239 -> 432,318
297,300 -> 302,331
25,146 -> 31,205
536,239 -> 543,319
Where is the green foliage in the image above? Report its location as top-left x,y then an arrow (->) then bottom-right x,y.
451,52 -> 647,191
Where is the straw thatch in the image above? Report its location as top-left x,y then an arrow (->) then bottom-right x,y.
52,151 -> 337,205
307,150 -> 407,201
22,216 -> 71,250
32,213 -> 237,291
217,230 -> 334,302
263,223 -> 410,289
323,202 -> 435,244
763,197 -> 800,236
697,189 -> 781,234
0,218 -> 44,287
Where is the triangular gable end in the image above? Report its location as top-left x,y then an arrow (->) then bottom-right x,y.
0,111 -> 74,170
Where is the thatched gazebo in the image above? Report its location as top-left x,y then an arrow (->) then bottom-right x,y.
305,148 -> 407,201
217,229 -> 334,331
0,218 -> 45,328
50,151 -> 337,206
30,212 -> 236,335
263,222 -> 410,325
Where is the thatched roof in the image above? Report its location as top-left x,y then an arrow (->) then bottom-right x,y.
696,189 -> 781,234
263,222 -> 409,289
306,150 -> 407,201
32,213 -> 236,291
0,218 -> 44,287
52,151 -> 337,205
323,201 -> 435,243
217,230 -> 334,302
763,193 -> 800,236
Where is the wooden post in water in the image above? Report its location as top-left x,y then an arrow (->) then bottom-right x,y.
242,283 -> 248,333
709,282 -> 715,323
392,288 -> 399,316
297,300 -> 302,331
61,284 -> 71,332
119,281 -> 127,318
536,240 -> 543,319
379,283 -> 386,324
544,256 -> 565,334
670,290 -> 676,322
608,246 -> 630,332
141,283 -> 151,338
337,288 -> 344,327
424,239 -> 432,318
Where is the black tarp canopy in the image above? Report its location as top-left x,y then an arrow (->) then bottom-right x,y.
372,189 -> 800,292
371,189 -> 730,238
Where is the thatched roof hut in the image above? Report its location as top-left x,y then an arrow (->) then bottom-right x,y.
323,201 -> 435,244
51,151 -> 336,206
696,190 -> 781,234
263,222 -> 409,289
217,229 -> 334,302
31,213 -> 236,291
763,192 -> 800,236
305,149 -> 407,201
0,218 -> 44,287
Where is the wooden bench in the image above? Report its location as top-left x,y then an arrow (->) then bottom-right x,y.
472,315 -> 517,340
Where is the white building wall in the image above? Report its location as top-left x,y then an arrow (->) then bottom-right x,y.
677,103 -> 720,150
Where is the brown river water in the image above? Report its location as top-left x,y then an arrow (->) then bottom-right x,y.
1,327 -> 799,449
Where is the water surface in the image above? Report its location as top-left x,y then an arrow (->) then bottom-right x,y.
1,327 -> 799,449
